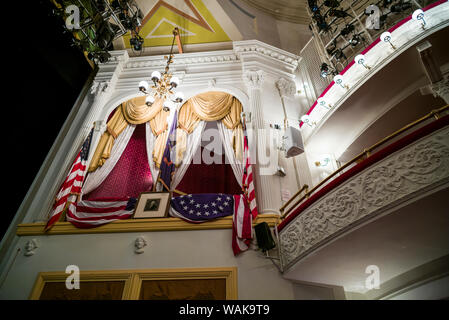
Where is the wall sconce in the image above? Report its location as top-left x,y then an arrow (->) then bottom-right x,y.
317,97 -> 332,109
333,75 -> 349,90
412,9 -> 426,29
301,114 -> 316,128
380,31 -> 396,49
315,157 -> 330,167
355,54 -> 371,70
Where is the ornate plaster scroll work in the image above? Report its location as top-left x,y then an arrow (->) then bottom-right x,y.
125,54 -> 239,69
244,70 -> 264,90
279,127 -> 449,269
90,80 -> 110,97
276,78 -> 297,98
234,44 -> 299,67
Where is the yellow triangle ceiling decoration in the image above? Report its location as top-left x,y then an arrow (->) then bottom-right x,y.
149,19 -> 196,38
123,0 -> 231,48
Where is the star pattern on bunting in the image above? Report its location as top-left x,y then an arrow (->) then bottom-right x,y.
172,193 -> 234,219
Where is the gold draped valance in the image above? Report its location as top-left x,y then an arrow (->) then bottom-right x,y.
176,91 -> 244,163
122,95 -> 163,124
88,92 -> 244,174
88,96 -> 168,172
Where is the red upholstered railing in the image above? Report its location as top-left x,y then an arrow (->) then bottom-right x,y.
278,113 -> 449,232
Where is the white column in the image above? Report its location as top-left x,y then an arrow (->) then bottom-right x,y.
243,70 -> 281,214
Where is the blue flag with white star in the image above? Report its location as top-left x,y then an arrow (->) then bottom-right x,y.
170,193 -> 234,222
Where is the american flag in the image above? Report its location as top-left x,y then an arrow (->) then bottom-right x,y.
45,128 -> 94,230
242,125 -> 258,219
170,193 -> 252,256
170,193 -> 235,222
66,197 -> 137,228
233,118 -> 259,254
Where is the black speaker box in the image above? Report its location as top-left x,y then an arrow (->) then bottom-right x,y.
254,222 -> 276,252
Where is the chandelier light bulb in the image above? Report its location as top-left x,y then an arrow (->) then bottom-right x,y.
163,100 -> 172,112
412,9 -> 426,28
151,71 -> 161,82
355,54 -> 371,70
174,91 -> 184,103
380,31 -> 396,49
138,80 -> 149,92
170,76 -> 180,88
145,95 -> 155,106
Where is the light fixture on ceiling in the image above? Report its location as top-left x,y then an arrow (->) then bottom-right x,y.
333,74 -> 349,90
138,28 -> 184,112
355,54 -> 371,70
317,97 -> 332,109
380,31 -> 396,49
412,9 -> 426,29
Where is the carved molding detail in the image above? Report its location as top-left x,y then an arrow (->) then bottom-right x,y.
280,127 -> 449,269
90,80 -> 110,96
234,42 -> 299,67
126,53 -> 239,69
276,77 -> 297,97
244,70 -> 265,90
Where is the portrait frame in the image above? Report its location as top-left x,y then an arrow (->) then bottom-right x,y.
133,192 -> 170,219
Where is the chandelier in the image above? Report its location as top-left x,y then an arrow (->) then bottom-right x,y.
138,28 -> 184,112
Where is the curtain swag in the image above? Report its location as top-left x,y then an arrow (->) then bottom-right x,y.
88,92 -> 244,173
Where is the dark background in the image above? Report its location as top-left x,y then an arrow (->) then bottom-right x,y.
1,1 -> 92,239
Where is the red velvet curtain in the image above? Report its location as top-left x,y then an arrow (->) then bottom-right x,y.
175,146 -> 241,195
84,123 -> 153,200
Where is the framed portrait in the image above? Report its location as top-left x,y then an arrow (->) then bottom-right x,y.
133,192 -> 170,219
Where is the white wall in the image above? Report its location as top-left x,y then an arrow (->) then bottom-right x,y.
0,229 -> 294,300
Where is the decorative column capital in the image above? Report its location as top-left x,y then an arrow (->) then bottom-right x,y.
94,120 -> 107,132
276,77 -> 297,98
243,70 -> 265,90
90,80 -> 110,97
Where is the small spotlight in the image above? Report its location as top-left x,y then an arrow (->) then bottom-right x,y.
130,36 -> 144,51
412,9 -> 426,29
333,75 -> 348,90
355,54 -> 371,70
320,63 -> 330,78
380,31 -> 396,49
317,97 -> 331,109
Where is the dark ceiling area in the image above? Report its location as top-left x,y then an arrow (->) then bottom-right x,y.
1,1 -> 93,239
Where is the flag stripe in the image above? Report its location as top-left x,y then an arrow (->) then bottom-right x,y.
45,129 -> 94,230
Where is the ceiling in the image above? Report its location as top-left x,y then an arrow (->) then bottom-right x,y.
116,0 -> 242,50
241,0 -> 310,24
